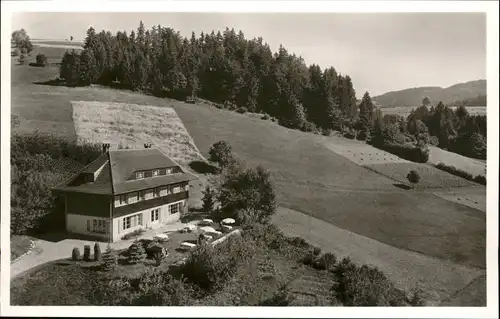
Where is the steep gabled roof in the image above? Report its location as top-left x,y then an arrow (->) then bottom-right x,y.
53,148 -> 198,195
108,148 -> 178,184
53,153 -> 113,195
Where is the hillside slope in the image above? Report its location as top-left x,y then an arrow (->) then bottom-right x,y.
373,79 -> 486,108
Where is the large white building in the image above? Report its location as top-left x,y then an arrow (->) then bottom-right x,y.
53,144 -> 197,242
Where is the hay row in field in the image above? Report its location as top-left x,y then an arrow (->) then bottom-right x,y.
323,137 -> 411,165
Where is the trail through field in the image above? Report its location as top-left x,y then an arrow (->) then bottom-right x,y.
439,274 -> 487,306
272,207 -> 485,305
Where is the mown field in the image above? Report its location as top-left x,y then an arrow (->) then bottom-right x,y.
10,46 -> 486,304
273,207 -> 484,303
428,146 -> 487,177
364,162 -> 477,189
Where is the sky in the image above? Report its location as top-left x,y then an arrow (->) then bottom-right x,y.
12,12 -> 486,97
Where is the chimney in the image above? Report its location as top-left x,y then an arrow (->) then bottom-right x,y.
102,143 -> 110,153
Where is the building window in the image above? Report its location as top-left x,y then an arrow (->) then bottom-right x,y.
153,187 -> 160,198
128,192 -> 138,203
89,219 -> 106,233
166,168 -> 172,174
119,195 -> 127,205
136,171 -> 144,179
173,184 -> 181,194
123,213 -> 142,230
152,169 -> 159,177
169,202 -> 180,215
139,190 -> 146,201
151,208 -> 159,222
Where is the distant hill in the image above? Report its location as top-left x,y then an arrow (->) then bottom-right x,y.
446,94 -> 487,107
373,80 -> 486,108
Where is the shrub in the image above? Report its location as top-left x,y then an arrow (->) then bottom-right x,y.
261,114 -> 270,120
35,53 -> 48,67
201,185 -> 215,212
18,54 -> 26,65
288,236 -> 309,248
342,127 -> 356,139
300,121 -> 318,133
223,101 -> 237,110
406,170 -> 421,187
101,244 -> 118,271
301,250 -> 317,266
217,164 -> 277,224
434,163 -> 473,180
314,252 -> 337,271
83,245 -> 91,261
322,129 -> 332,136
130,269 -> 196,306
434,163 -> 486,186
356,130 -> 369,141
473,175 -> 486,185
152,248 -> 167,266
179,235 -> 253,291
208,140 -> 234,169
243,223 -> 286,250
429,136 -> 439,146
313,246 -> 322,256
94,243 -> 102,261
72,247 -> 81,261
236,107 -> 248,114
128,241 -> 147,264
334,260 -> 407,306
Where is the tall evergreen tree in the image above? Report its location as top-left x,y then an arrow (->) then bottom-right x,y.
358,91 -> 375,132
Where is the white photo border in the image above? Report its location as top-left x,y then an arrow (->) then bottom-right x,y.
1,1 -> 498,318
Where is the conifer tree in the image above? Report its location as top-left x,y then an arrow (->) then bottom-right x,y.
128,240 -> 147,264
358,91 -> 375,133
101,244 -> 118,271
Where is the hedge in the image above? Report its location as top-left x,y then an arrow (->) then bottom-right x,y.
372,142 -> 429,163
435,163 -> 486,185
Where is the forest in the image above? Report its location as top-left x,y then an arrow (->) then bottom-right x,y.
58,22 -> 358,133
50,21 -> 486,160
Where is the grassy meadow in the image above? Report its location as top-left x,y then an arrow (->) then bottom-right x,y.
273,207 -> 484,303
72,101 -> 204,166
10,45 -> 486,304
364,162 -> 478,189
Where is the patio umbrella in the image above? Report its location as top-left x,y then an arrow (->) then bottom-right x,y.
199,226 -> 216,233
222,218 -> 236,225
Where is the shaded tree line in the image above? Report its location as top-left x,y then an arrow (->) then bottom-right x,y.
354,93 -> 486,162
11,132 -> 102,235
59,22 -> 358,132
406,100 -> 486,159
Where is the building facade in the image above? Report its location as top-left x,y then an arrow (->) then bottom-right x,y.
53,144 -> 197,242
